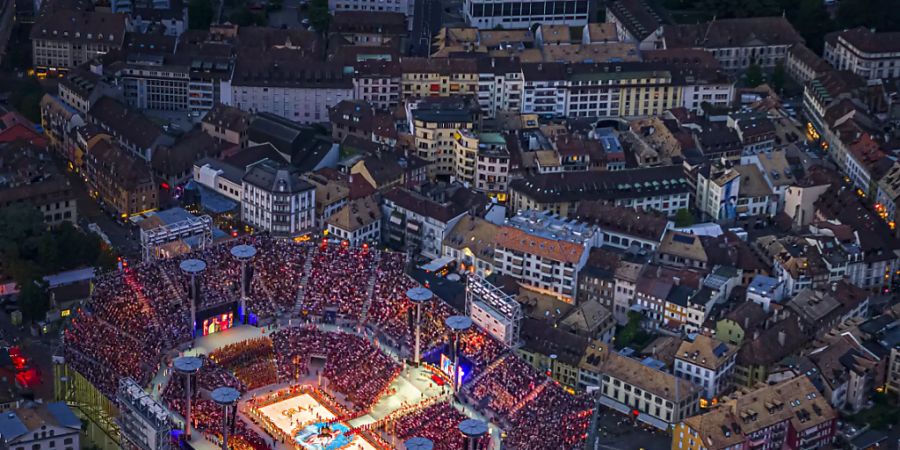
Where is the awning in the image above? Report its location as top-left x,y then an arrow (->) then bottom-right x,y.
419,255 -> 455,272
598,396 -> 630,415
390,214 -> 403,225
407,221 -> 420,231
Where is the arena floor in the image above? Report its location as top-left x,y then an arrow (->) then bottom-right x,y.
257,393 -> 337,435
257,392 -> 381,450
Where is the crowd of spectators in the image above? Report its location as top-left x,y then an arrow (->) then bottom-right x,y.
271,327 -> 400,412
210,338 -> 277,389
391,402 -> 475,450
465,355 -> 592,449
301,244 -> 375,318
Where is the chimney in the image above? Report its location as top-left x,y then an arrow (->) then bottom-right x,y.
777,330 -> 786,346
673,276 -> 680,286
753,330 -> 760,340
743,316 -> 749,330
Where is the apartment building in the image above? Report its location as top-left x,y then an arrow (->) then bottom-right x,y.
463,0 -> 589,30
605,0 -> 665,43
824,27 -> 900,81
83,139 -> 158,217
452,130 -> 510,197
201,103 -> 249,149
31,10 -> 126,72
121,50 -> 232,115
87,96 -> 172,161
654,16 -> 803,71
509,165 -> 692,217
492,210 -> 600,303
441,215 -> 500,278
241,159 -> 316,237
352,60 -> 402,111
328,0 -> 413,19
382,186 -> 487,259
224,50 -> 353,124
326,197 -> 381,247
674,335 -> 737,400
599,351 -> 702,430
0,403 -> 81,450
786,43 -> 832,85
0,141 -> 78,226
407,96 -> 481,179
673,377 -> 836,450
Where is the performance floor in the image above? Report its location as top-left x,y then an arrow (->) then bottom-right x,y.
257,392 -> 380,450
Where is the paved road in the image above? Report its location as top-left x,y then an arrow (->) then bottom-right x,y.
409,0 -> 442,56
63,167 -> 142,259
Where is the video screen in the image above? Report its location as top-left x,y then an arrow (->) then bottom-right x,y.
202,312 -> 234,336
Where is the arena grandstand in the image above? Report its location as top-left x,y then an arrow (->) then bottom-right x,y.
57,236 -> 591,450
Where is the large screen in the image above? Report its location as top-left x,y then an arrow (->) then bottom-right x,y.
440,354 -> 465,386
202,312 -> 233,336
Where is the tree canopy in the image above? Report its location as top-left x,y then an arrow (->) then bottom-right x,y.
0,205 -> 116,321
308,0 -> 331,33
188,0 -> 215,29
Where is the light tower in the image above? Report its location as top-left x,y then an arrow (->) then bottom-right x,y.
180,259 -> 207,337
172,356 -> 203,441
211,386 -> 241,450
407,287 -> 434,365
230,244 -> 257,323
404,437 -> 434,450
459,419 -> 489,450
444,315 -> 472,393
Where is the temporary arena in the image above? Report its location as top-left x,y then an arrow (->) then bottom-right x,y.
56,236 -> 592,450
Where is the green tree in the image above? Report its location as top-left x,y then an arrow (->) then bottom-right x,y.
771,62 -> 786,92
744,63 -> 764,87
17,280 -> 49,322
789,0 -> 834,53
308,0 -> 331,32
675,208 -> 696,228
615,311 -> 649,350
836,0 -> 900,32
188,0 -> 215,30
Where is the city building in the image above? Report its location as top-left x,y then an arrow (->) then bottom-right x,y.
674,335 -> 737,400
348,151 -> 429,191
463,0 -> 589,30
87,96 -> 172,161
224,50 -> 353,124
604,0 -> 665,43
824,27 -> 900,81
0,141 -> 78,226
786,43 -> 832,85
328,0 -> 412,20
241,159 -> 316,237
598,350 -> 702,430
382,185 -> 487,259
441,215 -> 501,278
573,201 -> 670,251
31,10 -> 126,73
83,139 -> 158,217
654,16 -> 803,71
492,210 -> 601,303
0,403 -> 81,450
802,332 -> 881,412
325,197 -> 382,247
407,96 -> 481,179
745,274 -> 785,312
201,103 -> 250,149
672,376 -> 837,450
509,165 -> 692,217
